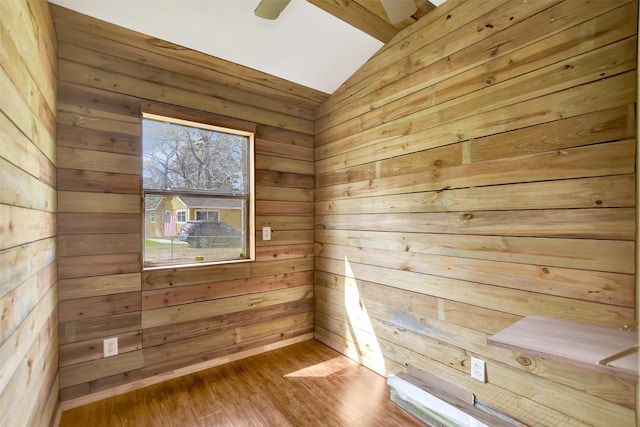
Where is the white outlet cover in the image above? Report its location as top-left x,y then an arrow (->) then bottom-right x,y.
104,337 -> 118,358
470,357 -> 486,382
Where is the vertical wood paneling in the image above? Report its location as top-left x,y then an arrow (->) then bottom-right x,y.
314,1 -> 638,426
0,0 -> 58,425
51,5 -> 319,405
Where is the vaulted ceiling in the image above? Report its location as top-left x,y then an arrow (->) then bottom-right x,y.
48,0 -> 445,94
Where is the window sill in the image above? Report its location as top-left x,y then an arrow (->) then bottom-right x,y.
142,256 -> 254,271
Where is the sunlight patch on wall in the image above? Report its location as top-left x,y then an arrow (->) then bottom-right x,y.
343,256 -> 386,375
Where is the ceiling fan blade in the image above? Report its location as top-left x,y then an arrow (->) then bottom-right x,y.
381,0 -> 417,24
254,0 -> 292,20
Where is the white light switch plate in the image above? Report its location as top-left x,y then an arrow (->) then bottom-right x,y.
262,226 -> 271,241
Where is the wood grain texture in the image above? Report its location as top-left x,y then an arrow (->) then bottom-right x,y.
315,208 -> 636,240
0,1 -> 58,425
307,0 -> 398,43
141,285 -> 313,329
52,5 -> 317,403
488,315 -> 638,380
142,271 -> 312,309
314,1 -> 638,426
314,275 -> 636,409
60,340 -> 425,427
2,1 -> 636,425
50,6 -> 327,105
142,298 -> 314,347
59,331 -> 142,367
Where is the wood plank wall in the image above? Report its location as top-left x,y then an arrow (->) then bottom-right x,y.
0,0 -> 59,426
51,5 -> 325,404
314,0 -> 638,426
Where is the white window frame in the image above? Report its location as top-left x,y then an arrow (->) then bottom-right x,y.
176,209 -> 187,223
150,211 -> 156,223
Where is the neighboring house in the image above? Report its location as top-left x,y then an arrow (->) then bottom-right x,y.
145,195 -> 243,237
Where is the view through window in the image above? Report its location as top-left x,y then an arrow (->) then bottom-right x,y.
142,113 -> 254,267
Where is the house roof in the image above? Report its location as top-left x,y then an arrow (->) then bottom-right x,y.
178,196 -> 243,209
145,196 -> 162,211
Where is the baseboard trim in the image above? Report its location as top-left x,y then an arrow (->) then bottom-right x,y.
59,333 -> 314,412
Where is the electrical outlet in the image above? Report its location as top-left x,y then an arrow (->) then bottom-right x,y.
262,226 -> 271,241
470,357 -> 486,382
104,337 -> 118,358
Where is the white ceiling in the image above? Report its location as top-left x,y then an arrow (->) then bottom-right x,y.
49,0 -> 392,94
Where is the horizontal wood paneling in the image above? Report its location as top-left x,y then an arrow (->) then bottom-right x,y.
59,312 -> 142,346
58,213 -> 140,235
142,299 -> 314,347
316,139 -> 635,201
58,253 -> 142,280
318,37 -> 636,146
142,258 -> 314,290
320,0 -> 632,122
57,125 -> 140,155
60,350 -> 144,389
57,47 -> 313,134
52,5 -> 317,404
314,278 -> 636,410
316,230 -> 635,274
0,205 -> 55,251
0,0 -> 59,425
142,285 -> 313,329
58,273 -> 142,300
58,292 -> 142,323
59,331 -> 142,368
317,175 -> 635,215
315,208 -> 636,240
142,312 -> 313,371
142,271 -> 312,309
255,244 -> 314,262
50,5 -> 327,106
314,1 -> 637,426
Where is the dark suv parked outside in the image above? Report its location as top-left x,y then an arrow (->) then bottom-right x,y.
178,220 -> 242,248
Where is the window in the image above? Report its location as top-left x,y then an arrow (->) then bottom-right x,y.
195,210 -> 219,221
142,112 -> 254,268
149,211 -> 156,223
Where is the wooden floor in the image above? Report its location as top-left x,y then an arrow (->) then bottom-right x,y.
59,340 -> 425,426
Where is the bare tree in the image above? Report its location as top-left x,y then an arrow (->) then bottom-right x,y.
143,119 -> 247,194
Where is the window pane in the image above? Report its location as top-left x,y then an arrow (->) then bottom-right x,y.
143,118 -> 248,194
144,195 -> 248,265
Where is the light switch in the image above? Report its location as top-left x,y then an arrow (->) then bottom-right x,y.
262,226 -> 271,241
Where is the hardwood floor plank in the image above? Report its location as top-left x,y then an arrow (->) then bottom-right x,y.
59,340 -> 423,427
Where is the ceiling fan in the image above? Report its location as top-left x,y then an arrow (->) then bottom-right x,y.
254,0 -> 418,25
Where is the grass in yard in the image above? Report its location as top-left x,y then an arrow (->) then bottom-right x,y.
145,239 -> 175,248
144,238 -> 242,265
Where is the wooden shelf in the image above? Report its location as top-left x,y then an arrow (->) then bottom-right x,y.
488,315 -> 638,381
